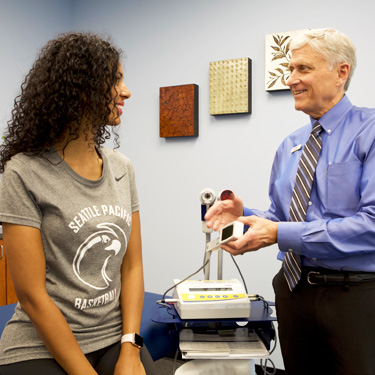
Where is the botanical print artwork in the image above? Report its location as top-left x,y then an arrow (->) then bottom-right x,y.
265,30 -> 308,91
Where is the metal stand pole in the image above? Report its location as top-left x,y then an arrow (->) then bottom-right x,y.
217,249 -> 223,280
203,233 -> 211,280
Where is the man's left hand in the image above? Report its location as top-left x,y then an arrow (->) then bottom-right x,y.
220,215 -> 278,255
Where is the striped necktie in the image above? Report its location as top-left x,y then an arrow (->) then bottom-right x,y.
283,122 -> 323,291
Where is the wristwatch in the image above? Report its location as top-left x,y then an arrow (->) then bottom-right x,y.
121,333 -> 144,349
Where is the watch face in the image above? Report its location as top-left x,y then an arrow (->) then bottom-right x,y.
134,333 -> 144,348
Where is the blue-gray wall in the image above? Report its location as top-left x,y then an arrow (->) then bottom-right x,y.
1,0 -> 374,369
0,0 -> 73,124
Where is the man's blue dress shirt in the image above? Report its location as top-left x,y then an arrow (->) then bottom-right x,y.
244,95 -> 375,271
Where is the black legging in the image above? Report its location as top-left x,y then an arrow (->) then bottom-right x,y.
0,343 -> 159,375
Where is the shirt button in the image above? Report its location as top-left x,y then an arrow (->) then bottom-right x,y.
308,201 -> 312,206
327,129 -> 332,134
288,248 -> 293,252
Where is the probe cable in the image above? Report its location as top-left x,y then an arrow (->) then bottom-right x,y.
157,258 -> 211,308
230,254 -> 248,293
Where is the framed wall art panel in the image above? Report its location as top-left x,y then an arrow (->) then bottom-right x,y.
209,57 -> 251,115
265,29 -> 308,91
160,84 -> 199,138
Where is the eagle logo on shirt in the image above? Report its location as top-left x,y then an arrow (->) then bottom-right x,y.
73,223 -> 127,290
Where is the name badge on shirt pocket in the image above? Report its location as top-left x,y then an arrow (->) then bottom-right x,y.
291,144 -> 302,153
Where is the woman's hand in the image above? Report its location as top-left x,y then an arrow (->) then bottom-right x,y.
114,344 -> 146,375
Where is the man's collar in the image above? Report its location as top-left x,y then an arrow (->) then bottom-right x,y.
309,95 -> 353,134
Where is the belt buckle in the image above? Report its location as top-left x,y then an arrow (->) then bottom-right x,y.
307,271 -> 320,285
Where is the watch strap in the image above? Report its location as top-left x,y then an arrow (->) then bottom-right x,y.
121,333 -> 143,348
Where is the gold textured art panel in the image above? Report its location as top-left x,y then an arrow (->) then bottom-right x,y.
209,58 -> 251,115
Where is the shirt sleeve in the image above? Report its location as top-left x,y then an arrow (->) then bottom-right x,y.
0,158 -> 42,228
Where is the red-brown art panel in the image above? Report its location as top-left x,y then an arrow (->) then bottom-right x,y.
160,84 -> 198,138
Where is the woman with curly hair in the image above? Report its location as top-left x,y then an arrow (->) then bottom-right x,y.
0,32 -> 156,375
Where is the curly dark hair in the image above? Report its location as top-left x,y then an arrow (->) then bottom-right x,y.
0,31 -> 123,173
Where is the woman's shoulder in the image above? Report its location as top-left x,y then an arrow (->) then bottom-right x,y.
4,153 -> 38,173
100,148 -> 132,166
100,148 -> 136,178
4,150 -> 59,175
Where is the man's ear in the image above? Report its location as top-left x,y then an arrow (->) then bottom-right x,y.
337,62 -> 350,87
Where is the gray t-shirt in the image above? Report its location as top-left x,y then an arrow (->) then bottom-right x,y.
0,147 -> 139,364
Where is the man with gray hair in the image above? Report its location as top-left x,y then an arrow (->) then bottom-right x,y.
205,28 -> 375,374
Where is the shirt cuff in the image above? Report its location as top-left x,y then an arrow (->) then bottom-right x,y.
277,221 -> 303,254
243,207 -> 254,216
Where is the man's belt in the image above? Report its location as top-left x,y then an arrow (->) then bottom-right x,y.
303,269 -> 375,286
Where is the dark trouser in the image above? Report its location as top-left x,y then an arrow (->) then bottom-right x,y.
0,343 -> 159,375
273,268 -> 375,375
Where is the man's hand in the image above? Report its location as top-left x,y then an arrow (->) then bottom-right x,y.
205,195 -> 244,231
220,215 -> 278,255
